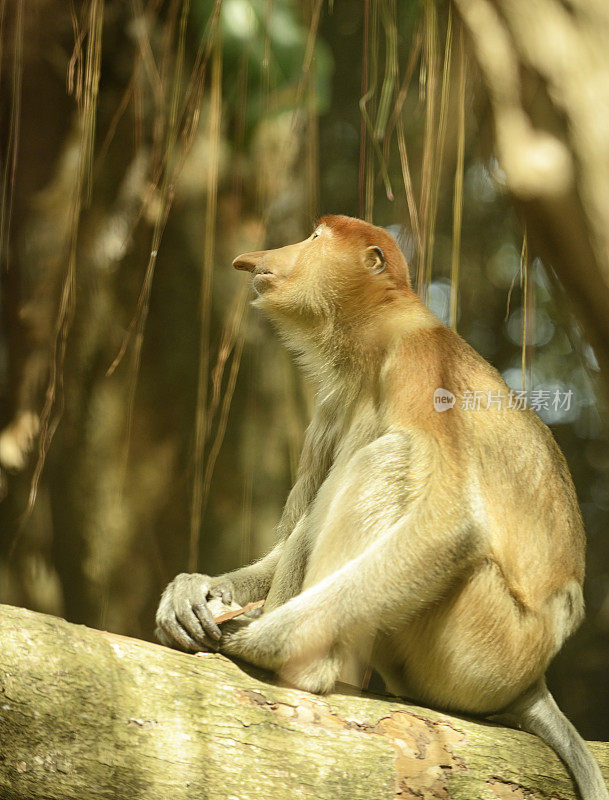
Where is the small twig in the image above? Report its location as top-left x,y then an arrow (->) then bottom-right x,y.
213,600 -> 265,625
360,664 -> 373,692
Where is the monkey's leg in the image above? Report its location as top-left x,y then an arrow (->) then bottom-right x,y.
221,503 -> 480,690
155,542 -> 285,651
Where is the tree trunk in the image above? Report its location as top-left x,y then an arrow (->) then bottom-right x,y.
452,0 -> 609,394
0,604 -> 607,799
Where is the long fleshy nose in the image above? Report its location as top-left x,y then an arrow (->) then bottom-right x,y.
232,250 -> 267,272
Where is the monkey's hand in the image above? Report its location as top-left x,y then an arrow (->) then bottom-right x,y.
155,572 -> 239,652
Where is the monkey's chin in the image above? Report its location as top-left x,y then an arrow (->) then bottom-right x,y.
252,273 -> 276,296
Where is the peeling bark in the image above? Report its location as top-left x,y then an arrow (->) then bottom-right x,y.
0,604 -> 607,799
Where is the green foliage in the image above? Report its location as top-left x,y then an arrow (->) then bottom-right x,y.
192,0 -> 333,128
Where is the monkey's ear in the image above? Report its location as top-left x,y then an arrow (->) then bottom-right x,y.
364,245 -> 386,275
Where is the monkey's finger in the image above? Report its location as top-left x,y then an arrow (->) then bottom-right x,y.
209,584 -> 233,605
175,597 -> 215,646
158,614 -> 204,652
155,626 -> 173,648
193,602 -> 222,641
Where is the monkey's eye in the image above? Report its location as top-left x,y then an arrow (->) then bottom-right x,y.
311,227 -> 322,240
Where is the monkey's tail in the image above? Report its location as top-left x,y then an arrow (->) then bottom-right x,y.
503,678 -> 608,800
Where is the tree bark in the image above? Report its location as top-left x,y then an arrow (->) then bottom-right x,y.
0,604 -> 607,799
452,0 -> 609,395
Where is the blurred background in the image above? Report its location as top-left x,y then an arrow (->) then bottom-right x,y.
1,0 -> 609,738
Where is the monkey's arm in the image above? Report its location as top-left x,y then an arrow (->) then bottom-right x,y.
155,543 -> 284,651
155,424 -> 333,654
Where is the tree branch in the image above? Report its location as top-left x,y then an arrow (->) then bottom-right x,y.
0,604 -> 607,799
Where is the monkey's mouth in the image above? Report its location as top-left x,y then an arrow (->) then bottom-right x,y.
252,270 -> 275,294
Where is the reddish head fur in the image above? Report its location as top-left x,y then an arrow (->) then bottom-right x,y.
318,215 -> 411,290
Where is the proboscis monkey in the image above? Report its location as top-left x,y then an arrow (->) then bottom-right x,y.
156,215 -> 607,799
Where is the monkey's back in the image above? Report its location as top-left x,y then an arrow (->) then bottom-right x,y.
387,323 -> 585,608
377,325 -> 585,712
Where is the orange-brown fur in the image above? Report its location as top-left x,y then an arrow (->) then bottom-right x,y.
156,217 -> 602,797
224,215 -> 585,713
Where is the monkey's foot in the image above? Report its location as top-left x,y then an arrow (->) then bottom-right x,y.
280,649 -> 343,694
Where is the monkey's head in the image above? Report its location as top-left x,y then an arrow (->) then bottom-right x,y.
233,216 -> 413,332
